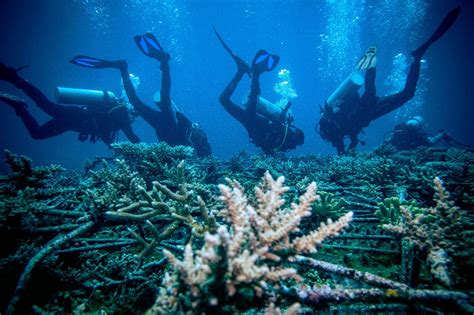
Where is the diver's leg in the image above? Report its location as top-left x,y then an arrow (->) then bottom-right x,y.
348,134 -> 359,151
360,68 -> 376,106
71,57 -> 160,125
218,70 -> 247,122
9,103 -> 68,139
370,59 -> 421,121
411,7 -> 460,60
334,138 -> 346,156
0,92 -> 27,115
14,79 -> 66,117
0,64 -> 64,117
26,119 -> 70,140
121,123 -> 141,144
246,72 -> 261,114
0,93 -> 47,139
213,27 -> 251,75
156,54 -> 178,129
115,61 -> 161,126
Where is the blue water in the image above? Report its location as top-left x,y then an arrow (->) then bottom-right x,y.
0,0 -> 473,170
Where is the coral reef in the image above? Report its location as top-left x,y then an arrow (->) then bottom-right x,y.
0,145 -> 473,314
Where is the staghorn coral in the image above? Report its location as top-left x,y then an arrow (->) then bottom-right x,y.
106,161 -> 217,257
2,150 -> 64,192
148,172 -> 352,313
84,158 -> 145,209
111,142 -> 194,179
383,177 -> 466,287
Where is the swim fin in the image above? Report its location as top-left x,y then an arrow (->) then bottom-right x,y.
0,63 -> 25,82
213,26 -> 251,75
70,55 -> 115,68
355,45 -> 377,70
134,33 -> 169,61
0,91 -> 27,115
411,6 -> 461,59
251,50 -> 280,74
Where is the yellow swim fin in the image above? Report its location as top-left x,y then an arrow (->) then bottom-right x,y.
355,45 -> 377,70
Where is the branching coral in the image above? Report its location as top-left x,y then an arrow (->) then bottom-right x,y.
310,191 -> 347,220
375,197 -> 420,225
110,142 -> 194,179
106,161 -> 217,256
148,172 -> 352,313
3,150 -> 64,192
383,177 -> 466,287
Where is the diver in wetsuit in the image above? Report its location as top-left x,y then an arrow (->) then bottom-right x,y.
384,116 -> 463,150
317,7 -> 461,155
0,63 -> 140,146
70,33 -> 212,157
214,28 -> 304,155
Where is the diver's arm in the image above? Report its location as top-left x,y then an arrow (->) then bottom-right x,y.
219,70 -> 247,121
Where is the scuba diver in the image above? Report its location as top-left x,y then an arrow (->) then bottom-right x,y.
214,27 -> 304,155
316,7 -> 461,155
0,63 -> 140,146
70,33 -> 212,157
384,116 -> 467,150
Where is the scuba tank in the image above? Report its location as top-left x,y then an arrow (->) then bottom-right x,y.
242,95 -> 294,123
326,72 -> 364,109
55,87 -> 118,106
256,96 -> 293,123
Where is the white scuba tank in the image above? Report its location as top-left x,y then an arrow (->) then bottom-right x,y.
242,95 -> 294,123
326,72 -> 364,109
55,87 -> 117,106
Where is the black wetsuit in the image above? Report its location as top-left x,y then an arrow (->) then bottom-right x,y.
386,123 -> 431,150
118,60 -> 212,157
1,73 -> 140,146
219,67 -> 304,154
318,58 -> 422,155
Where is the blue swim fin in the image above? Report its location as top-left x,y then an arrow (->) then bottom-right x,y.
70,55 -> 113,68
134,33 -> 168,60
252,50 -> 280,74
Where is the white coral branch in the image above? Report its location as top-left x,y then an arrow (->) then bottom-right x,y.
292,211 -> 353,253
